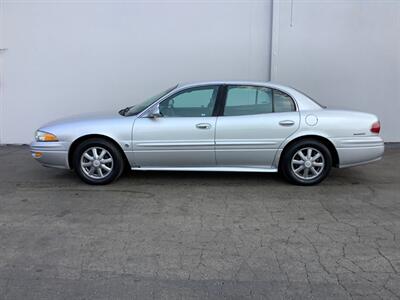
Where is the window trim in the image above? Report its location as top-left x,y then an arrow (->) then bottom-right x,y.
219,84 -> 297,117
138,83 -> 299,119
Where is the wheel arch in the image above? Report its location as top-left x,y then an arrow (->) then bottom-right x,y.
68,134 -> 130,170
278,135 -> 340,168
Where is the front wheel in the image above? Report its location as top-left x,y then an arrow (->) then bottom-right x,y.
280,139 -> 332,185
73,138 -> 124,185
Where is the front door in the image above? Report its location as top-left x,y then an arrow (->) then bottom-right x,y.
132,85 -> 220,167
215,85 -> 300,167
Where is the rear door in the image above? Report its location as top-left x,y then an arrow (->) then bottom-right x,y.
215,85 -> 300,167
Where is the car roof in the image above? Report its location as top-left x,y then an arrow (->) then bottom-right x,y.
175,80 -> 322,111
177,80 -> 286,89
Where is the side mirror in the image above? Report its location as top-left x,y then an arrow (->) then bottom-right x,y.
148,106 -> 163,119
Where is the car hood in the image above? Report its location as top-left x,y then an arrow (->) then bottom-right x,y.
40,112 -> 130,128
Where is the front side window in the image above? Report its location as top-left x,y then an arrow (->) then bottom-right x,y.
223,86 -> 273,116
159,86 -> 219,117
223,86 -> 296,116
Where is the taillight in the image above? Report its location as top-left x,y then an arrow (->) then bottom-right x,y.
370,121 -> 381,134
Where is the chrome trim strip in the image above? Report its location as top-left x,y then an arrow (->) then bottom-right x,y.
133,149 -> 214,152
338,141 -> 383,147
216,141 -> 279,146
215,149 -> 276,152
133,149 -> 275,153
135,140 -> 280,148
135,141 -> 214,147
336,146 -> 385,151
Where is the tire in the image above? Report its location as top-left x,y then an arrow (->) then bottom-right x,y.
280,139 -> 332,186
73,138 -> 125,185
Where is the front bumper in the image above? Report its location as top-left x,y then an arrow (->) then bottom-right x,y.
30,141 -> 70,169
333,136 -> 385,168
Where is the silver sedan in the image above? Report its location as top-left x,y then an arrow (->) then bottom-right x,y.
30,81 -> 384,185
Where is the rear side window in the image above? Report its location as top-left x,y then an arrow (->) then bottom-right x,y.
223,86 -> 296,116
224,86 -> 273,116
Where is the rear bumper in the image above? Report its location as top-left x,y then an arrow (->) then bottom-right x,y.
30,141 -> 70,169
333,136 -> 384,168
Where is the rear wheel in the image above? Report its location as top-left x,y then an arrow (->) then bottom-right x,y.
280,139 -> 332,185
73,138 -> 124,185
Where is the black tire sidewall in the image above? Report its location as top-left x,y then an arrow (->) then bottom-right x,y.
73,139 -> 124,185
281,140 -> 332,185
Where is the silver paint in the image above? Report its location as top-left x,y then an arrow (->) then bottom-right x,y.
30,81 -> 384,175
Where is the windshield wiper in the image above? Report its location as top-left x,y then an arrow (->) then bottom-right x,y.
119,106 -> 133,116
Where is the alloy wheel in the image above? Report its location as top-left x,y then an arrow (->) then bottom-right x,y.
80,147 -> 114,179
291,147 -> 325,180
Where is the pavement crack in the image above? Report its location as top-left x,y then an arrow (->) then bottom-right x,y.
377,248 -> 398,274
336,274 -> 354,300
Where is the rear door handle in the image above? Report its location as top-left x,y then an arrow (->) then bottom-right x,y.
196,123 -> 211,129
279,120 -> 295,126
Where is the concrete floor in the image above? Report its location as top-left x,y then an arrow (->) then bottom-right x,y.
0,145 -> 399,299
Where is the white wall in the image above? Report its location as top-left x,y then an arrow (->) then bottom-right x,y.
1,0 -> 399,144
271,0 -> 400,142
0,0 -> 272,143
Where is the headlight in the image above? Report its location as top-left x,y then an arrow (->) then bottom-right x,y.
35,130 -> 59,142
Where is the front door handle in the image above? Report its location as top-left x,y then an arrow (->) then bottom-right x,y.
279,120 -> 295,126
196,123 -> 211,129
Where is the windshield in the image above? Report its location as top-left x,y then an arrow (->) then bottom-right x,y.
120,85 -> 177,116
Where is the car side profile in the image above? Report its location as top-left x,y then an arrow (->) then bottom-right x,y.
30,81 -> 384,185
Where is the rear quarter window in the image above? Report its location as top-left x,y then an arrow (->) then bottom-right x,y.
273,90 -> 296,112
